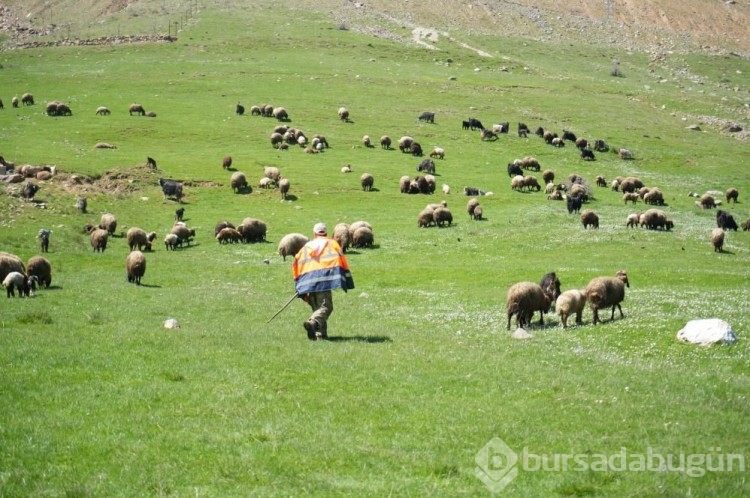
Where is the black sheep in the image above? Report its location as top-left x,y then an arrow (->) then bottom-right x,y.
507,163 -> 523,177
716,210 -> 739,231
236,102 -> 245,116
21,183 -> 39,200
159,178 -> 183,202
566,195 -> 584,214
581,149 -> 596,161
418,111 -> 435,123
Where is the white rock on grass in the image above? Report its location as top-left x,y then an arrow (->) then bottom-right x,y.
164,318 -> 181,329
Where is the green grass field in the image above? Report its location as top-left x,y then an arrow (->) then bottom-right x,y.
1,2 -> 749,496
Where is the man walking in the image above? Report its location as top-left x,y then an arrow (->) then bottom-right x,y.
292,223 -> 354,340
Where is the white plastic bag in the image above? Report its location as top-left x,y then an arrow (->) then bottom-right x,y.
676,318 -> 737,346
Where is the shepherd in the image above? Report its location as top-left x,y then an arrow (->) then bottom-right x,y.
292,222 -> 354,340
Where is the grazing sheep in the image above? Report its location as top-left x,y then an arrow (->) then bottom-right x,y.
506,281 -> 554,330
279,177 -> 290,199
3,271 -> 32,297
235,102 -> 245,115
480,128 -> 498,141
618,148 -> 634,160
222,155 -> 233,170
216,227 -> 242,244
639,209 -> 672,230
380,135 -> 392,149
623,192 -> 639,205
27,256 -> 52,289
20,182 -> 39,201
95,106 -> 110,116
230,172 -> 248,193
418,111 -> 435,123
580,209 -> 599,229
442,184 -> 450,195
146,157 -> 157,169
338,107 -> 350,122
643,188 -> 664,206
410,141 -> 425,156
466,198 -> 480,219
742,219 -> 750,231
126,250 -> 147,285
698,193 -> 716,209
333,223 -> 351,253
159,178 -> 183,202
593,139 -> 609,152
542,170 -> 555,184
432,206 -> 453,227
725,188 -> 739,204
164,233 -> 181,250
551,137 -> 565,147
21,93 -> 34,106
507,162 -> 524,178
127,227 -> 154,251
362,135 -> 372,148
263,166 -> 281,182
170,224 -> 196,246
418,208 -> 435,228
626,213 -> 640,228
575,137 -> 588,149
417,159 -> 435,174
596,175 -> 607,187
539,272 -> 562,312
711,228 -> 725,253
523,176 -> 541,192
580,149 -> 595,161
398,175 -> 411,194
272,106 -> 289,121
611,179 -> 620,191
471,204 -> 483,220
175,207 -> 185,222
145,111 -> 157,118
348,221 -> 372,240
11,96 -> 19,108
128,103 -> 146,116
619,177 -> 644,194
585,270 -> 630,325
567,195 -> 584,214
89,227 -> 109,253
398,136 -> 414,153
237,218 -> 267,243
351,226 -> 374,248
278,233 -> 309,260
95,214 -> 117,236
270,132 -> 284,148
258,177 -> 275,189
250,105 -> 261,116
511,175 -> 526,191
0,252 -> 26,286
556,289 -> 587,328
519,156 -> 541,171
214,221 -> 235,236
548,191 -> 563,201
360,173 -> 374,192
429,147 -> 445,159
716,210 -> 739,231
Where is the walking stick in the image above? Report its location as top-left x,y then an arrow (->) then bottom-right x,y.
265,292 -> 299,324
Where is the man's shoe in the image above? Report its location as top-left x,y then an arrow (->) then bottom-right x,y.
303,321 -> 316,340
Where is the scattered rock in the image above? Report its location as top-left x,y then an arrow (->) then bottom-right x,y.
512,327 -> 533,340
164,318 -> 181,329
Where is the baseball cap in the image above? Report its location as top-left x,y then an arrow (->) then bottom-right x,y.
313,222 -> 327,235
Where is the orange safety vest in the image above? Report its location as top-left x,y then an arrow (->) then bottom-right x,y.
292,237 -> 354,295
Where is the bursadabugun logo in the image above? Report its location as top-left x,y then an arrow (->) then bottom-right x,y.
474,437 -> 519,493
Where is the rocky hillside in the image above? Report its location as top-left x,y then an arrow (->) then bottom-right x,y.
1,0 -> 749,57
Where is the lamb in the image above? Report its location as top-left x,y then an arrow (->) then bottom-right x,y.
566,195 -> 584,214
716,210 -> 739,231
164,233 -> 181,250
222,155 -> 233,170
37,228 -> 51,252
442,184 -> 450,195
580,209 -> 599,229
333,224 -> 351,253
380,136 -> 391,149
711,228 -> 725,253
556,289 -> 588,328
399,175 -> 411,194
216,227 -> 242,244
277,233 -> 309,260
20,183 -> 39,201
26,256 -> 52,288
126,250 -> 147,285
506,281 -> 554,330
279,177 -> 290,199
99,213 -> 118,235
471,205 -> 483,220
742,219 -> 750,231
351,226 -> 374,248
89,227 -> 109,252
341,164 -> 352,173
175,207 -> 185,222
551,137 -> 565,147
230,172 -> 248,193
95,106 -> 111,116
467,198 -> 480,218
585,270 -> 630,325
126,227 -> 153,251
11,96 -> 18,108
623,192 -> 639,204
429,147 -> 445,159
214,221 -> 235,236
170,223 -> 196,246
626,213 -> 640,228
360,173 -> 374,191
237,218 -> 267,243
338,107 -> 350,122
259,177 -> 275,189
432,207 -> 453,227
618,148 -> 634,160
725,188 -> 739,204
3,271 -> 32,297
595,175 -> 606,187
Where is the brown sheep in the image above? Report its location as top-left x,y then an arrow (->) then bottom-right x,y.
216,227 -> 243,244
623,192 -> 639,205
128,103 -> 146,116
580,209 -> 599,229
626,213 -> 640,228
237,218 -> 267,243
126,250 -> 147,285
230,172 -> 248,193
432,207 -> 453,227
596,175 -> 607,187
277,233 -> 308,259
222,155 -> 232,170
542,170 -> 555,184
380,135 -> 391,149
429,147 -> 445,160
351,226 -> 374,248
279,177 -> 290,199
725,188 -> 739,204
467,198 -> 480,218
338,107 -> 350,122
333,224 -> 351,253
89,227 -> 109,253
126,227 -> 153,251
585,270 -> 630,325
99,213 -> 117,235
360,173 -> 374,191
506,281 -> 554,330
0,252 -> 26,284
26,256 -> 52,289
711,228 -> 725,253
698,194 -> 716,209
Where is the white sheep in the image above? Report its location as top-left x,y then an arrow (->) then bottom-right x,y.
3,271 -> 32,297
442,184 -> 450,195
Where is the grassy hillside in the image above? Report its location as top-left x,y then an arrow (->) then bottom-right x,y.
1,2 -> 749,497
